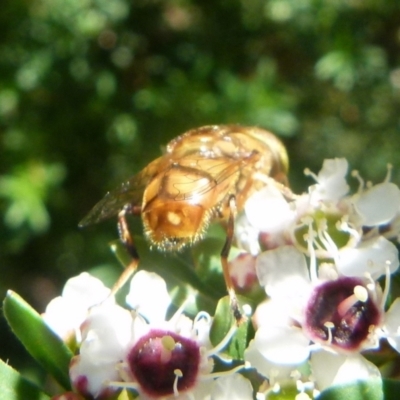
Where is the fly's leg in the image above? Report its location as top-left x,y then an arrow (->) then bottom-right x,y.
221,195 -> 246,324
109,206 -> 140,297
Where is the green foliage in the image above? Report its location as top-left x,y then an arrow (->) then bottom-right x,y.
317,379 -> 383,400
3,291 -> 73,390
0,360 -> 50,400
0,162 -> 65,232
210,296 -> 254,360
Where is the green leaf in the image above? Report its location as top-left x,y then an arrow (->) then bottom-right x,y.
0,359 -> 50,400
3,290 -> 73,390
382,379 -> 400,400
210,296 -> 254,360
318,379 -> 383,400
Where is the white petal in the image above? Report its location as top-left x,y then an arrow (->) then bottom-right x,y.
355,182 -> 400,226
253,299 -> 293,329
43,296 -> 81,340
337,236 -> 399,279
43,272 -> 112,340
245,339 -> 302,380
310,350 -> 381,392
235,213 -> 261,255
173,314 -> 196,339
245,186 -> 295,233
70,303 -> 133,398
254,325 -> 310,365
188,381 -> 213,400
70,355 -> 120,398
313,158 -> 349,201
131,312 -> 152,344
80,303 -> 132,363
126,270 -> 171,323
256,246 -> 311,299
62,272 -> 111,305
383,297 -> 400,352
210,374 -> 254,400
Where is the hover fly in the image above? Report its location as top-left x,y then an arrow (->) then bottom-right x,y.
79,125 -> 289,322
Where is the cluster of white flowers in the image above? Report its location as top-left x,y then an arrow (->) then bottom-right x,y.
45,270 -> 253,400
44,158 -> 400,400
235,158 -> 400,396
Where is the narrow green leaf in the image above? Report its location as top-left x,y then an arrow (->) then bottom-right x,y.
0,359 -> 50,400
210,296 -> 254,360
3,290 -> 73,390
318,379 -> 383,400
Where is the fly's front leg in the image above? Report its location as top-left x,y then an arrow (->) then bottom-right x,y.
109,205 -> 140,297
221,195 -> 246,324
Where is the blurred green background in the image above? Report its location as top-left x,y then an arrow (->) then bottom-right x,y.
1,0 -> 400,384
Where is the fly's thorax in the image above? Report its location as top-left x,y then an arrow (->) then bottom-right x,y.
231,127 -> 288,178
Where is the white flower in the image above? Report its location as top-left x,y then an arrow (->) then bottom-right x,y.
239,158 -> 400,271
42,272 -> 112,343
292,159 -> 400,280
246,245 -> 400,388
70,270 -> 250,400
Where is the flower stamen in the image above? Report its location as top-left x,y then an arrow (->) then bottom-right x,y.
385,163 -> 393,183
381,262 -> 392,310
169,295 -> 196,326
304,167 -> 318,182
206,325 -> 237,357
323,322 -> 334,344
200,361 -> 249,380
318,224 -> 339,261
304,221 -> 318,282
173,369 -> 183,396
337,286 -> 368,318
351,170 -> 364,194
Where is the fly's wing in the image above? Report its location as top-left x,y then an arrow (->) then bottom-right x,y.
168,152 -> 260,201
78,157 -> 165,227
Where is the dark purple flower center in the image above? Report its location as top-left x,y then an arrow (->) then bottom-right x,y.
127,329 -> 200,398
304,277 -> 381,351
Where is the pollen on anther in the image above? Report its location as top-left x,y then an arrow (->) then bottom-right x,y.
174,369 -> 183,377
162,335 -> 176,351
354,285 -> 368,302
